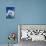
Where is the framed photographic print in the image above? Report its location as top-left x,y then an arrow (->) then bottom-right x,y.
6,7 -> 15,19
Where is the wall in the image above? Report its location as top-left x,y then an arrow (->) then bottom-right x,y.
0,0 -> 46,44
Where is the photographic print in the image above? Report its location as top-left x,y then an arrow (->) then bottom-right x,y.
6,7 -> 15,19
18,24 -> 46,46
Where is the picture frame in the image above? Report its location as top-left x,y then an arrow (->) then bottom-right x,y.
6,7 -> 15,19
